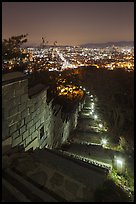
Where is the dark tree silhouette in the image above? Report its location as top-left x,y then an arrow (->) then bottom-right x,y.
2,34 -> 29,73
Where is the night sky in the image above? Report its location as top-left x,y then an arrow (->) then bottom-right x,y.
2,2 -> 134,46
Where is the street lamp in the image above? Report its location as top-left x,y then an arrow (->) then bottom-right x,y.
99,123 -> 103,128
116,158 -> 123,167
101,138 -> 107,147
114,157 -> 125,174
94,114 -> 98,120
91,103 -> 94,109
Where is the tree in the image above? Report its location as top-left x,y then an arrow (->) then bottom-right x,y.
2,34 -> 29,72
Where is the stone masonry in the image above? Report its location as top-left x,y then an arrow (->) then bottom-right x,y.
2,72 -> 82,152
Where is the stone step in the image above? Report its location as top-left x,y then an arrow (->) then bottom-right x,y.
3,168 -> 58,202
2,177 -> 31,202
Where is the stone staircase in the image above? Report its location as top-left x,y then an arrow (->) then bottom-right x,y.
2,168 -> 66,202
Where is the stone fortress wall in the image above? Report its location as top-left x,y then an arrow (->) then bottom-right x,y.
2,73 -> 108,202
2,72 -> 83,152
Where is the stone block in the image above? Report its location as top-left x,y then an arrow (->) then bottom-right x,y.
19,79 -> 28,87
33,115 -> 39,124
35,120 -> 41,129
27,100 -> 33,107
7,113 -> 21,126
25,136 -> 32,146
36,108 -> 40,115
40,90 -> 47,99
16,119 -> 25,129
29,126 -> 35,135
2,88 -> 16,100
24,86 -> 28,93
25,115 -> 32,124
33,111 -> 37,119
19,103 -> 27,112
11,97 -> 21,106
20,125 -> 26,135
22,130 -> 29,140
8,107 -> 19,117
25,138 -> 39,151
12,130 -> 19,139
40,138 -> 48,149
15,87 -> 25,96
9,123 -> 17,135
29,105 -> 35,113
40,116 -> 44,124
40,105 -> 45,113
12,136 -> 22,147
21,110 -> 28,119
20,140 -> 25,147
34,102 -> 39,110
36,99 -> 41,107
31,131 -> 38,140
27,120 -> 33,129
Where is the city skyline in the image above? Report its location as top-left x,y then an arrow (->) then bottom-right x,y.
2,2 -> 134,46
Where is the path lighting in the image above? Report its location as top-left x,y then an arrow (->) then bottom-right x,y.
99,123 -> 103,128
90,111 -> 93,115
90,95 -> 93,98
83,88 -> 86,91
114,157 -> 125,174
101,138 -> 107,146
91,103 -> 94,108
116,158 -> 123,167
94,114 -> 98,120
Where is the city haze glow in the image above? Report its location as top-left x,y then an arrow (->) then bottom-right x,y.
2,2 -> 134,46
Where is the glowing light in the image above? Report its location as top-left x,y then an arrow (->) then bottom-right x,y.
91,103 -> 94,109
115,157 -> 125,173
101,138 -> 107,146
99,123 -> 103,128
94,114 -> 97,120
116,158 -> 123,166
